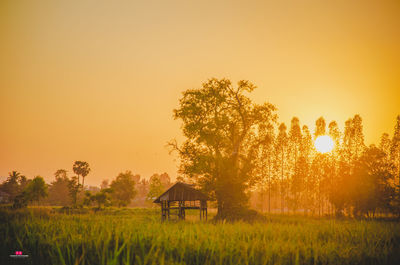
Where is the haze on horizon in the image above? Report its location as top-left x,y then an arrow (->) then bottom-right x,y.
1,0 -> 399,186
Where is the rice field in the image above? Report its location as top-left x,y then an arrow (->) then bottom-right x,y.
1,207 -> 399,265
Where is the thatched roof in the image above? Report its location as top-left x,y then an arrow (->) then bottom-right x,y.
153,182 -> 208,203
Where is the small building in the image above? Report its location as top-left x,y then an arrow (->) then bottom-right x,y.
153,182 -> 208,221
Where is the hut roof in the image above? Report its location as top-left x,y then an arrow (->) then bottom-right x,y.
153,182 -> 208,203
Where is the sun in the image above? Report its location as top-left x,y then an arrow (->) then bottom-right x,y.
314,135 -> 334,153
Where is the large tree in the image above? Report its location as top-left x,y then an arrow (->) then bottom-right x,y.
171,78 -> 276,219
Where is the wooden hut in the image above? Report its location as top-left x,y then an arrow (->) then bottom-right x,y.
153,182 -> 208,221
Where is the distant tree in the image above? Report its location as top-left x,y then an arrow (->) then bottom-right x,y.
0,171 -> 28,201
83,191 -> 93,206
390,115 -> 400,214
68,176 -> 81,207
132,174 -> 141,185
100,179 -> 109,190
147,174 -> 164,201
328,121 -> 341,151
54,169 -> 68,180
170,78 -> 277,219
327,121 -> 341,216
72,161 -> 91,188
13,191 -> 29,209
288,117 -> 302,212
391,115 -> 400,187
255,118 -> 275,213
275,122 -> 288,213
23,176 -> 48,205
84,189 -> 111,208
313,117 -> 329,215
48,169 -> 71,206
290,156 -> 307,212
349,146 -> 395,217
94,189 -> 111,208
159,172 -> 171,188
314,117 -> 326,138
110,170 -> 137,207
352,115 -> 365,159
343,118 -> 354,164
300,125 -> 314,214
379,133 -> 391,157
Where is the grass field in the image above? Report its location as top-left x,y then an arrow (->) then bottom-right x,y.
1,207 -> 399,265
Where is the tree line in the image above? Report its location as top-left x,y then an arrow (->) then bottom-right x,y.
171,78 -> 400,219
0,161 -> 173,209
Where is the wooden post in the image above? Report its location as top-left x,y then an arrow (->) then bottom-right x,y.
161,201 -> 166,221
167,201 -> 170,220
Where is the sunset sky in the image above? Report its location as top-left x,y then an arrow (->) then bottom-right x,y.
1,0 -> 399,186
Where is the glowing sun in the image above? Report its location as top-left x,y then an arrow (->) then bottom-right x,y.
314,135 -> 334,153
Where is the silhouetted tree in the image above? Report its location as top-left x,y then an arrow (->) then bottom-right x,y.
288,117 -> 302,212
379,133 -> 391,157
72,161 -> 91,188
170,78 -> 277,220
0,171 -> 28,201
390,115 -> 400,214
391,115 -> 400,186
315,117 -> 326,138
349,146 -> 395,217
275,122 -> 288,213
255,115 -> 275,213
301,125 -> 314,214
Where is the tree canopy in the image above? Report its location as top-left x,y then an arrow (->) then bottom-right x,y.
171,78 -> 277,219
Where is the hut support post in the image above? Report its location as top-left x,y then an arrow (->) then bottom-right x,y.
167,201 -> 170,221
178,201 -> 185,220
161,201 -> 166,221
199,201 -> 202,220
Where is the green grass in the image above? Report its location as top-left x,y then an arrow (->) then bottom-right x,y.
0,207 -> 399,265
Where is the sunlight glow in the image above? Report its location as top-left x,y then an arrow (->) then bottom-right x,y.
314,135 -> 334,153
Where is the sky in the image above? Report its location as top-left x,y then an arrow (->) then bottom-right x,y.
1,0 -> 399,186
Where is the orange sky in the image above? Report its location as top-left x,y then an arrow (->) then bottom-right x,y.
1,0 -> 399,186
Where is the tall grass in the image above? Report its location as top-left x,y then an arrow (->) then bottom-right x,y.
0,207 -> 399,265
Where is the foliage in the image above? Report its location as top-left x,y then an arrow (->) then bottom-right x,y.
24,176 -> 48,203
72,161 -> 91,188
68,176 -> 81,207
84,189 -> 112,208
110,171 -> 137,207
147,174 -> 164,201
0,171 -> 28,202
12,176 -> 48,208
171,78 -> 277,219
48,169 -> 71,206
